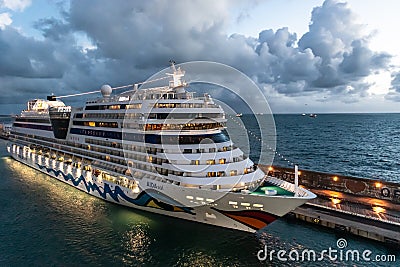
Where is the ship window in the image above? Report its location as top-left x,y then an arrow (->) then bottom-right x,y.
205,213 -> 216,219
244,167 -> 252,174
88,121 -> 95,127
253,204 -> 264,208
186,196 -> 194,200
241,203 -> 251,207
228,201 -> 237,205
219,158 -> 226,164
230,170 -> 237,176
206,159 -> 215,165
207,172 -> 216,177
126,103 -> 142,109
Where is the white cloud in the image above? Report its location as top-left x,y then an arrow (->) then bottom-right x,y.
0,0 -> 395,113
0,12 -> 12,29
0,0 -> 31,12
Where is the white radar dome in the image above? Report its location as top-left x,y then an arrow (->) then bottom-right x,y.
101,84 -> 112,97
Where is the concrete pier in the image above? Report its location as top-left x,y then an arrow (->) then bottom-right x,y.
289,205 -> 400,246
260,165 -> 400,246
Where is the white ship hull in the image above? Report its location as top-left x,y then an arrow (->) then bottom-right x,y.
6,63 -> 316,233
9,146 -> 311,233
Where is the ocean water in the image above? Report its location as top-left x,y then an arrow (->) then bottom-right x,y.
238,113 -> 400,182
273,114 -> 400,182
1,114 -> 399,266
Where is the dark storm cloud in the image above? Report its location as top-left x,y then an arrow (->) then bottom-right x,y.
69,0 -> 232,65
339,40 -> 390,77
0,0 -> 394,113
385,72 -> 400,101
0,27 -> 65,79
67,0 -> 390,98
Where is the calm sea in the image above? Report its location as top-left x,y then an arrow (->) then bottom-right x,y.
0,114 -> 399,266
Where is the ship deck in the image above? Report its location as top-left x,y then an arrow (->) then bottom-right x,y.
251,182 -> 295,196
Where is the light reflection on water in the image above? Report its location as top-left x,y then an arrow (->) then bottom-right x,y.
6,157 -> 101,222
173,250 -> 234,267
121,223 -> 153,265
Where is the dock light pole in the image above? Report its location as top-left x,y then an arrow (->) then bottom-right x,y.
295,165 -> 299,196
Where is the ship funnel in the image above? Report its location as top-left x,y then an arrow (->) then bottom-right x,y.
49,106 -> 72,139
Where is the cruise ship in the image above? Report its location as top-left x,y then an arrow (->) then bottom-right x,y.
6,63 -> 315,232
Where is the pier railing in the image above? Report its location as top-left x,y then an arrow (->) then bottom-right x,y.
308,198 -> 400,226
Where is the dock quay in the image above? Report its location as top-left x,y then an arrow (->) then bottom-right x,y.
259,165 -> 400,246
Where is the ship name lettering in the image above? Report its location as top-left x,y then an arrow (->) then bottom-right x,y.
147,181 -> 163,190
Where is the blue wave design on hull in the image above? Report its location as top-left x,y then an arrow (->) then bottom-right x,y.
36,164 -> 194,215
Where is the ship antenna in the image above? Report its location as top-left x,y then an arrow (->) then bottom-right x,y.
169,59 -> 177,72
166,60 -> 186,88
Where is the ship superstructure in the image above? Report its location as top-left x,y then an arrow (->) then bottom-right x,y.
7,63 -> 315,232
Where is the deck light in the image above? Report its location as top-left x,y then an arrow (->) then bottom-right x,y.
331,198 -> 341,205
372,206 -> 385,213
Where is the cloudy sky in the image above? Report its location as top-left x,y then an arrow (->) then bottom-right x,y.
1,0 -> 400,114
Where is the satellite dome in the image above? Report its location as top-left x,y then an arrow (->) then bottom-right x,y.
101,84 -> 112,97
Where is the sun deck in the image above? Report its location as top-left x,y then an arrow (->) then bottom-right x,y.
251,182 -> 295,196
